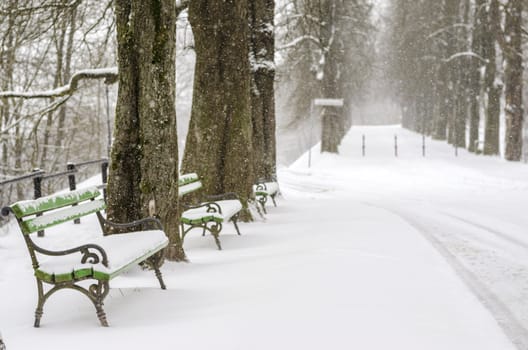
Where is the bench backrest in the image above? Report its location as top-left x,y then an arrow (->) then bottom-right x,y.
10,186 -> 105,235
179,173 -> 202,197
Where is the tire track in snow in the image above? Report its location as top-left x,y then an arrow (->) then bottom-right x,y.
362,201 -> 528,350
439,212 -> 528,250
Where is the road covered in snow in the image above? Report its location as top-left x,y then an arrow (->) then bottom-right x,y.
0,125 -> 525,349
283,125 -> 528,349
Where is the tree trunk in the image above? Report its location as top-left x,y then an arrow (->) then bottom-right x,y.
454,0 -> 471,149
249,0 -> 276,181
183,0 -> 254,220
434,69 -> 449,140
108,0 -> 183,260
503,0 -> 523,161
320,0 -> 341,154
445,0 -> 458,146
54,1 -> 78,158
483,0 -> 501,155
468,0 -> 485,153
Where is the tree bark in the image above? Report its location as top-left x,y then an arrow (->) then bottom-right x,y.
468,0 -> 485,153
183,0 -> 254,220
108,0 -> 183,260
503,0 -> 523,161
320,0 -> 341,154
249,0 -> 276,181
483,0 -> 501,156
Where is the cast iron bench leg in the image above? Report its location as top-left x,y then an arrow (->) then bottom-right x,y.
146,251 -> 167,290
232,215 -> 242,236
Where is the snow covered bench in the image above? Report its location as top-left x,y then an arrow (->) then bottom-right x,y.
1,187 -> 168,327
178,173 -> 242,250
253,180 -> 280,213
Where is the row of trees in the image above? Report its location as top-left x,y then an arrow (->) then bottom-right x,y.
276,0 -> 375,153
0,0 -> 115,204
1,0 -> 376,261
386,0 -> 524,161
107,0 -> 281,260
108,0 -> 376,260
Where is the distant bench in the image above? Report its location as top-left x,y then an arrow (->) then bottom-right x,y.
178,173 -> 242,250
253,180 -> 280,213
2,187 -> 168,327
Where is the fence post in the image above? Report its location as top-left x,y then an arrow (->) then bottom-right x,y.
362,134 -> 365,157
101,160 -> 108,203
32,169 -> 44,237
67,163 -> 80,224
422,135 -> 426,157
394,135 -> 398,157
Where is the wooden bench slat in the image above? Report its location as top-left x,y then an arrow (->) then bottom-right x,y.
21,199 -> 106,234
11,186 -> 101,218
178,173 -> 199,186
178,180 -> 202,197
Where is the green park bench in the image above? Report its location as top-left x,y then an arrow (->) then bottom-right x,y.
253,180 -> 280,213
2,187 -> 168,327
178,173 -> 242,250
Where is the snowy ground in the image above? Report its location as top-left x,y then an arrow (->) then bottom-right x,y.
0,125 -> 526,349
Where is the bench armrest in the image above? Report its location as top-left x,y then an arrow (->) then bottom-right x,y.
1,206 -> 12,217
203,192 -> 239,201
254,183 -> 268,191
99,215 -> 164,232
182,202 -> 222,214
32,242 -> 109,267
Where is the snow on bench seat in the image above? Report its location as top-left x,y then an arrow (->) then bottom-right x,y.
35,230 -> 168,283
253,182 -> 280,196
181,200 -> 242,225
253,181 -> 280,213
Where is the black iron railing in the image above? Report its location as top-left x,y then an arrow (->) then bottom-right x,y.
0,158 -> 109,236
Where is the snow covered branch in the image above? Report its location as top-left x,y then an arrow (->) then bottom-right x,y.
0,67 -> 118,99
443,51 -> 488,63
427,23 -> 472,39
0,0 -> 80,16
277,35 -> 320,51
176,0 -> 189,16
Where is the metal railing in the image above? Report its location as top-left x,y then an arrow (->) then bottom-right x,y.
0,158 -> 108,236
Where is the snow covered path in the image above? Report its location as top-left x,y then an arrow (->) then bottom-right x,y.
0,125 -> 525,349
283,125 -> 528,349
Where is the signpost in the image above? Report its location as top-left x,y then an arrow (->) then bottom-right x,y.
314,98 -> 344,107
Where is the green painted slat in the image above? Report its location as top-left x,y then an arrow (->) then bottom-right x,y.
178,173 -> 199,186
178,180 -> 202,197
34,270 -> 54,283
11,187 -> 101,218
54,271 -> 75,283
73,268 -> 93,280
21,199 -> 106,234
181,214 -> 223,225
36,267 -> 94,283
